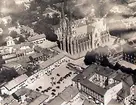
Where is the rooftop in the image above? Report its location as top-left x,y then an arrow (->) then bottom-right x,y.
4,74 -> 28,90
81,64 -> 115,79
59,86 -> 79,102
1,95 -> 16,105
47,96 -> 64,105
72,64 -> 131,96
27,34 -> 46,42
118,60 -> 136,70
29,94 -> 49,105
40,53 -> 65,69
83,99 -> 96,105
13,87 -> 48,105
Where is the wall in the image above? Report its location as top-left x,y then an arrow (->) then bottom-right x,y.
104,82 -> 122,105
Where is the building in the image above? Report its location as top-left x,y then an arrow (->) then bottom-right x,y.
1,74 -> 28,95
5,36 -> 15,46
118,60 -> 136,70
72,64 -> 136,105
3,62 -> 27,75
56,2 -> 111,57
28,34 -> 57,48
46,86 -> 79,105
123,44 -> 136,64
85,43 -> 123,65
0,95 -> 19,105
27,34 -> 46,45
43,7 -> 61,18
12,87 -> 49,105
1,42 -> 34,63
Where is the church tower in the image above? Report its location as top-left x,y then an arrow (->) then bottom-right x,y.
91,18 -> 110,49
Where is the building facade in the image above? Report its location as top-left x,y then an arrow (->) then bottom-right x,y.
72,64 -> 136,105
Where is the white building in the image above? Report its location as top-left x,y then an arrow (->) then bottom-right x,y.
1,74 -> 28,95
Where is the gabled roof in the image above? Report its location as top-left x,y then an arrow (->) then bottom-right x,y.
4,74 -> 28,90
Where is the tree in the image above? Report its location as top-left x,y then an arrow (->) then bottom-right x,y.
34,21 -> 58,42
10,31 -> 18,38
29,56 -> 34,63
19,36 -> 25,43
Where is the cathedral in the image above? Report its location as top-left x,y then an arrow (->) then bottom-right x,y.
55,3 -> 111,56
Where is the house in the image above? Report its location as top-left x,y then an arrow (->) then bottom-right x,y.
39,53 -> 65,69
118,60 -> 136,70
28,52 -> 46,62
43,7 -> 60,18
72,64 -> 136,105
2,42 -> 35,63
3,62 -> 27,75
47,96 -> 64,105
0,95 -> 19,105
5,36 -> 15,46
29,94 -> 49,105
1,74 -> 28,95
27,34 -> 56,48
27,34 -> 46,44
12,87 -> 49,105
123,43 -> 136,64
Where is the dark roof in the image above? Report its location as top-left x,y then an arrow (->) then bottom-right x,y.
122,75 -> 136,86
14,87 -> 31,97
73,74 -> 107,96
29,94 -> 49,105
59,86 -> 79,102
82,64 -> 115,78
117,88 -> 130,99
81,77 -> 107,96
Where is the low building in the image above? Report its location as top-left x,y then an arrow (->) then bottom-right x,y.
43,7 -> 60,18
85,44 -> 123,65
12,87 -> 49,105
28,52 -> 47,62
1,74 -> 28,95
27,34 -> 56,48
123,44 -> 136,64
118,60 -> 136,70
28,34 -> 46,44
72,64 -> 136,105
47,86 -> 79,105
47,96 -> 64,105
0,95 -> 19,105
3,62 -> 27,75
